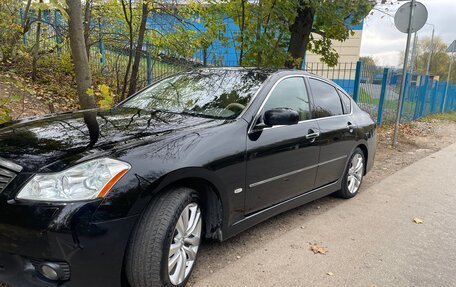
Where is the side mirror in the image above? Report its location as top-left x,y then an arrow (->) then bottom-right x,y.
263,108 -> 299,127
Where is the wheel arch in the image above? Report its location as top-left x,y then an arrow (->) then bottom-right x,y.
143,167 -> 228,242
163,177 -> 224,241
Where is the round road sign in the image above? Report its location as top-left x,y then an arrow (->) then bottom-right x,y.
394,1 -> 428,33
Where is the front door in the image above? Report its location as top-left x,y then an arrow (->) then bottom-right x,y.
245,76 -> 320,214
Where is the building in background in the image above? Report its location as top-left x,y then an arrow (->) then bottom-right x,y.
304,20 -> 364,95
305,20 -> 364,65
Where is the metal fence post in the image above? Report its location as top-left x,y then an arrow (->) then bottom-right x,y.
146,42 -> 152,85
430,80 -> 438,113
377,68 -> 389,125
353,61 -> 362,103
439,82 -> 447,112
397,72 -> 410,121
99,39 -> 105,75
55,10 -> 61,53
419,75 -> 429,117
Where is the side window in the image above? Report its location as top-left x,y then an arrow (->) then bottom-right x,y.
337,89 -> 352,114
308,79 -> 344,118
262,77 -> 311,121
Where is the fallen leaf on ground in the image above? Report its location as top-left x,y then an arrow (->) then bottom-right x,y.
413,218 -> 424,224
310,243 -> 328,255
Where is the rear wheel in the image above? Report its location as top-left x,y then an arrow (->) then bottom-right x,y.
126,188 -> 202,287
336,148 -> 365,199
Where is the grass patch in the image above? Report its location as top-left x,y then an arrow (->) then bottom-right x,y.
358,88 -> 397,107
420,111 -> 456,122
358,89 -> 379,105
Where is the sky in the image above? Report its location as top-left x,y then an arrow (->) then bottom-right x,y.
360,0 -> 456,67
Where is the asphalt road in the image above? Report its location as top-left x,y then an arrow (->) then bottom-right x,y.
192,143 -> 456,287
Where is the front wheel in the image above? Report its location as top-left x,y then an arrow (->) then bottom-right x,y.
336,148 -> 365,199
126,188 -> 202,287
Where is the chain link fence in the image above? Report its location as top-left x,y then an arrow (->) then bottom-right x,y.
306,61 -> 456,125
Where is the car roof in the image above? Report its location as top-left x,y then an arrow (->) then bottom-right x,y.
188,66 -> 326,80
184,67 -> 346,93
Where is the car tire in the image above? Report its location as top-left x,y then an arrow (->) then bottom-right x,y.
335,148 -> 365,199
126,188 -> 202,287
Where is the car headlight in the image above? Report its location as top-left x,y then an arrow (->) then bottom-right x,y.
17,158 -> 131,202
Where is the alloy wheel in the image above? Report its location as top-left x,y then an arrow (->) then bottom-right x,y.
347,153 -> 364,194
168,202 -> 202,285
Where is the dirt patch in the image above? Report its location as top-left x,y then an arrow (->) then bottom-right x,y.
365,120 -> 456,189
188,119 -> 456,286
0,74 -> 51,120
0,72 -> 78,121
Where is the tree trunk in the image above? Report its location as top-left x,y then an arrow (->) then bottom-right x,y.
127,2 -> 149,96
31,0 -> 42,81
286,4 -> 315,69
66,0 -> 96,110
120,0 -> 134,99
83,0 -> 93,59
239,0 -> 246,66
256,0 -> 262,67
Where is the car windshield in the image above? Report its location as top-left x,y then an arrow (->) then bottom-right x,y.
120,69 -> 269,119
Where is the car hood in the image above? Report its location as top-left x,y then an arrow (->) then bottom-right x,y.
0,108 -> 219,172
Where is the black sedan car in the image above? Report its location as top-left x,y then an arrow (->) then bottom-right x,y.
0,68 -> 376,287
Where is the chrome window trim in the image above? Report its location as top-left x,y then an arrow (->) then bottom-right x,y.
248,155 -> 347,188
237,72 -> 276,119
248,74 -> 312,134
248,74 -> 355,134
336,87 -> 353,115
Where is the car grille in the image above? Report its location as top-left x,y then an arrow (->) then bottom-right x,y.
0,158 -> 22,194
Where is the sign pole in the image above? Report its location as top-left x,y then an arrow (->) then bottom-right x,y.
443,52 -> 454,112
425,25 -> 434,76
393,0 -> 416,146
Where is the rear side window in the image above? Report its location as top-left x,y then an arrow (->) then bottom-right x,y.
337,89 -> 352,114
262,77 -> 311,121
308,78 -> 343,118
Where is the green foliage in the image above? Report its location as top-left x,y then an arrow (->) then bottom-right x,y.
0,93 -> 22,123
88,84 -> 115,109
413,36 -> 456,83
185,0 -> 371,67
0,0 -> 23,62
182,0 -> 297,67
306,0 -> 371,66
360,56 -> 377,66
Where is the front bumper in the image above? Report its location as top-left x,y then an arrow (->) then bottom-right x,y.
0,196 -> 139,287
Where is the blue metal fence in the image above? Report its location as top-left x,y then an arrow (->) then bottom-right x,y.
306,61 -> 456,124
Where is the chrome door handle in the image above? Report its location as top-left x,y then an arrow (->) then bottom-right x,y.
347,122 -> 355,133
305,132 -> 320,139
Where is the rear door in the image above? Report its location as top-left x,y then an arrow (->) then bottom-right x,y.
245,76 -> 320,214
307,78 -> 357,188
